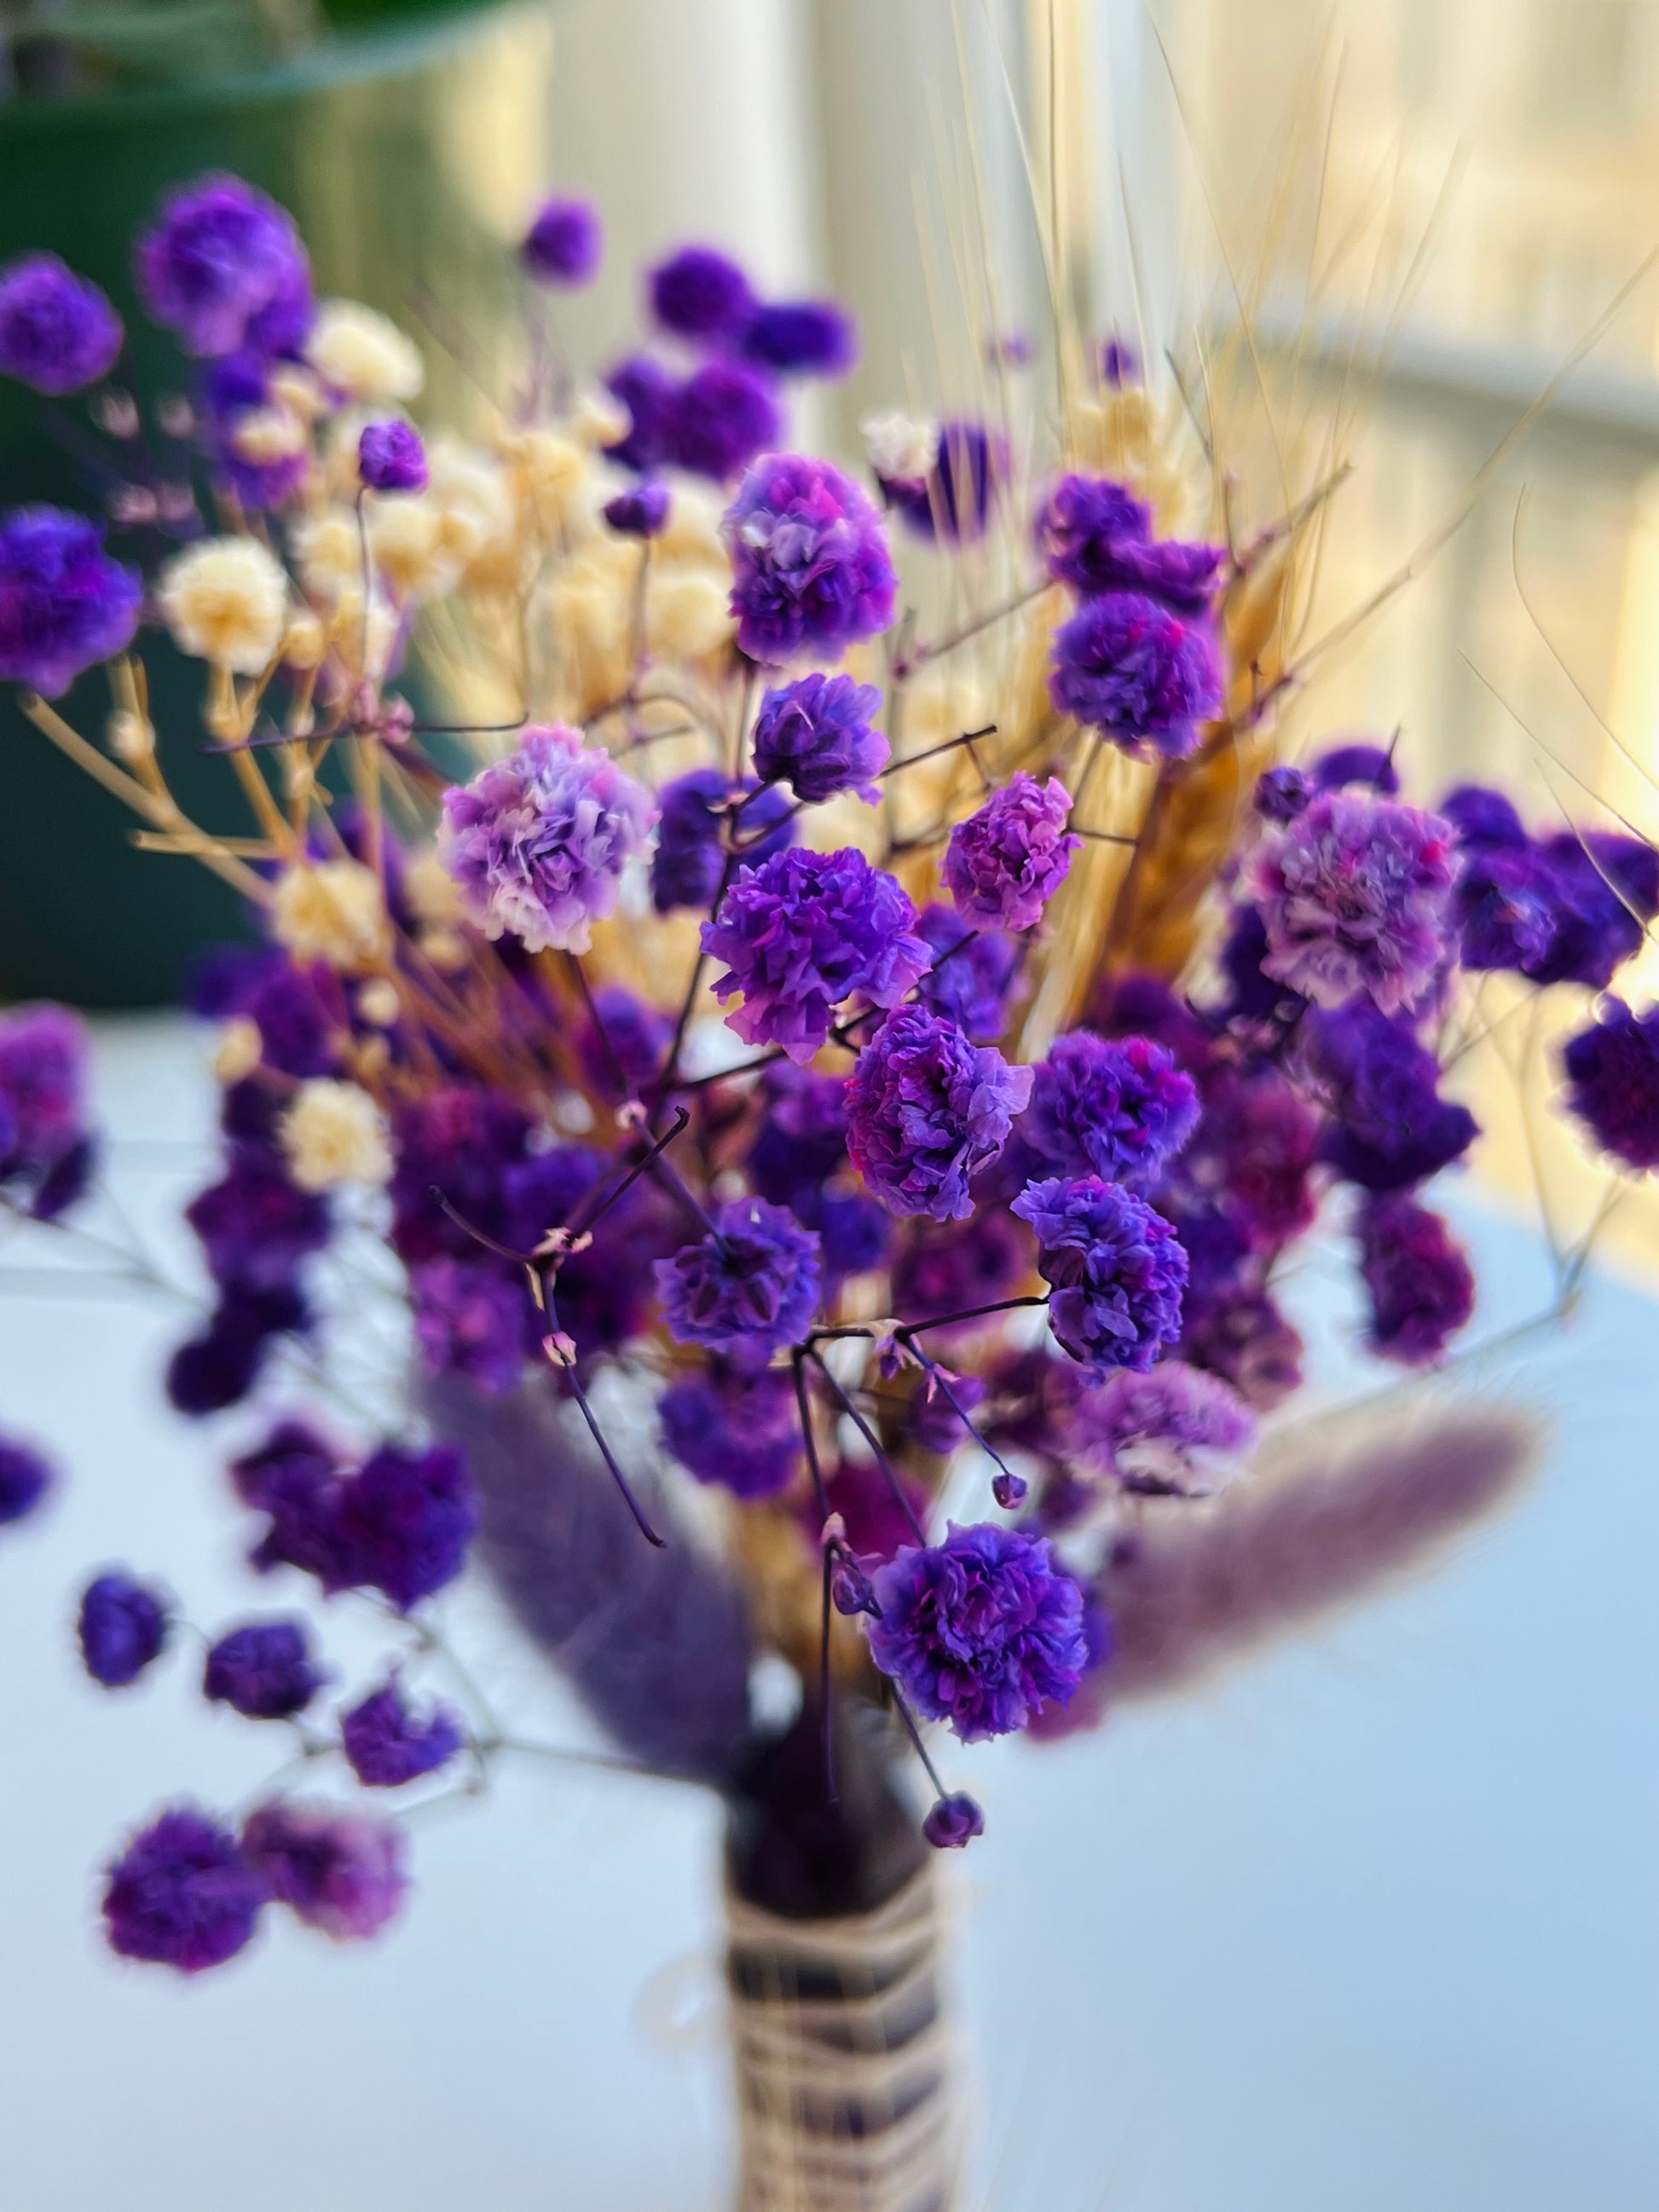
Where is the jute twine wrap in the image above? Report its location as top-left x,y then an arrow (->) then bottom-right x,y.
725,1863 -> 957,2212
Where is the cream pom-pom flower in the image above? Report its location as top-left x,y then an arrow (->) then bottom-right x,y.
158,536 -> 288,674
307,299 -> 425,404
292,508 -> 361,603
270,858 -> 390,970
280,1079 -> 392,1193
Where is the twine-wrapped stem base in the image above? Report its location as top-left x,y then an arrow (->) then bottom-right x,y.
726,1862 -> 957,2212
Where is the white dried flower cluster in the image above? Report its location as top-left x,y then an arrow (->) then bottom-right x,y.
211,1016 -> 263,1085
270,858 -> 390,970
157,536 -> 288,673
861,410 -> 936,482
280,1078 -> 392,1193
306,300 -> 425,405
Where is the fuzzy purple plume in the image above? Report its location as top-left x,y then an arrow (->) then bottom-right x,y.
424,1373 -> 754,1783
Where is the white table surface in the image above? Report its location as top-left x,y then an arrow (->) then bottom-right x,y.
0,1017 -> 1655,2212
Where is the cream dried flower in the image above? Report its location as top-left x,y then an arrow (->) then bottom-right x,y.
271,858 -> 390,970
404,846 -> 464,928
356,977 -> 402,1027
647,566 -> 734,660
307,300 -> 425,404
366,496 -> 455,603
426,436 -> 517,589
158,536 -> 288,674
228,406 -> 309,467
281,609 -> 326,669
292,508 -> 361,603
280,1079 -> 392,1193
568,384 -> 631,450
503,429 -> 596,542
212,1016 -> 263,1085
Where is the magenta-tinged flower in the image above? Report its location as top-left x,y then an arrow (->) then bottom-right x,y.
1252,790 -> 1459,1016
656,1195 -> 821,1363
521,196 -> 602,286
0,253 -> 123,394
0,1433 -> 54,1527
203,1620 -> 323,1719
649,245 -> 755,343
133,172 -> 311,358
1179,1282 -> 1304,1411
867,1522 -> 1090,1741
740,299 -> 858,378
658,1362 -> 801,1499
702,845 -> 931,1064
358,419 -> 427,494
0,999 -> 93,1221
1013,1175 -> 1188,1377
943,772 -> 1083,933
0,506 -> 142,696
341,1680 -> 464,1787
439,725 -> 656,956
1255,765 -> 1313,823
1068,1359 -> 1257,1496
1023,1031 -> 1199,1188
1049,590 -> 1223,758
723,453 -> 897,663
663,360 -> 783,482
1562,998 -> 1659,1172
1036,473 -> 1150,590
922,1792 -> 986,1849
102,1806 -> 266,1972
846,1005 -> 1032,1222
411,1257 -> 529,1395
78,1573 -> 170,1686
751,670 -> 888,804
240,1800 -> 407,1943
1357,1195 -> 1475,1365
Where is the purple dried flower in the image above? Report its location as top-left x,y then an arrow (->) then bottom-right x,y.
649,245 -> 755,343
1013,1175 -> 1188,1377
881,420 -> 1003,543
892,1210 -> 1028,1331
521,196 -> 602,286
78,1573 -> 170,1686
846,1005 -> 1032,1222
1255,765 -> 1312,823
198,349 -> 307,511
1195,1071 -> 1321,1247
102,1807 -> 265,1972
702,845 -> 930,1064
1049,590 -> 1223,757
1356,1194 -> 1475,1365
604,354 -> 678,473
185,1152 -> 329,1291
1441,783 -> 1526,847
922,1792 -> 985,1849
1312,741 -> 1399,795
1068,1359 -> 1256,1496
818,1188 -> 891,1277
603,479 -> 670,537
165,1283 -> 307,1416
411,1257 -> 530,1395
867,1522 -> 1089,1741
656,1195 -> 821,1363
1178,1281 -> 1304,1411
0,1000 -> 92,1220
134,172 -> 310,359
741,299 -> 857,377
203,1620 -> 323,1719
439,725 -> 656,956
0,1433 -> 53,1526
723,453 -> 897,663
0,505 -> 142,696
915,904 -> 1020,1040
1252,789 -> 1459,1016
650,769 -> 793,915
1454,841 -> 1562,975
1562,997 -> 1659,1171
0,253 -> 122,394
341,1679 -> 464,1787
751,670 -> 888,804
577,983 -> 673,1100
1037,474 -> 1220,611
240,1800 -> 407,1942
662,360 -> 782,482
1529,832 -> 1659,990
1023,1031 -> 1199,1188
943,772 -> 1083,933
358,419 -> 427,494
658,1363 -> 801,1499
1100,336 -> 1140,384
1305,1002 -> 1478,1193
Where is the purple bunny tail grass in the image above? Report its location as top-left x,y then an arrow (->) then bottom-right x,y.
422,1373 -> 753,1784
1094,1395 -> 1540,1709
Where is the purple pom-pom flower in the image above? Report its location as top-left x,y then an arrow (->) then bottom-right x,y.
656,1195 -> 821,1364
604,354 -> 678,473
411,1257 -> 530,1396
658,1363 -> 801,1499
741,299 -> 858,378
240,1800 -> 407,1943
0,254 -> 123,395
1356,1194 -> 1475,1365
102,1806 -> 266,1972
1563,997 -> 1659,1172
439,724 -> 656,956
914,904 -> 1020,1040
522,196 -> 602,286
649,245 -> 755,343
650,769 -> 793,915
78,1572 -> 170,1686
341,1679 -> 464,1787
723,453 -> 897,664
603,479 -> 671,538
1013,1175 -> 1188,1377
1023,1031 -> 1199,1188
846,1005 -> 1032,1222
662,360 -> 782,482
203,1620 -> 323,1719
922,1792 -> 986,1849
943,771 -> 1083,933
0,1433 -> 54,1527
358,419 -> 428,494
1049,590 -> 1223,758
702,845 -> 931,1064
867,1522 -> 1090,1742
0,506 -> 142,696
133,172 -> 311,359
1068,1359 -> 1257,1496
750,670 -> 888,805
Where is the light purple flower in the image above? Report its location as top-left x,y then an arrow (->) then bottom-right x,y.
1357,1196 -> 1475,1366
751,670 -> 888,805
1251,789 -> 1459,1016
1013,1175 -> 1188,1378
846,1005 -> 1032,1222
240,1800 -> 408,1943
943,772 -> 1083,933
439,725 -> 656,955
723,453 -> 897,663
1049,590 -> 1223,758
1022,1030 -> 1199,1188
1067,1359 -> 1256,1496
522,197 -> 602,286
341,1679 -> 464,1787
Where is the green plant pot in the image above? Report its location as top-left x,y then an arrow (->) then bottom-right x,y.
0,0 -> 556,1008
